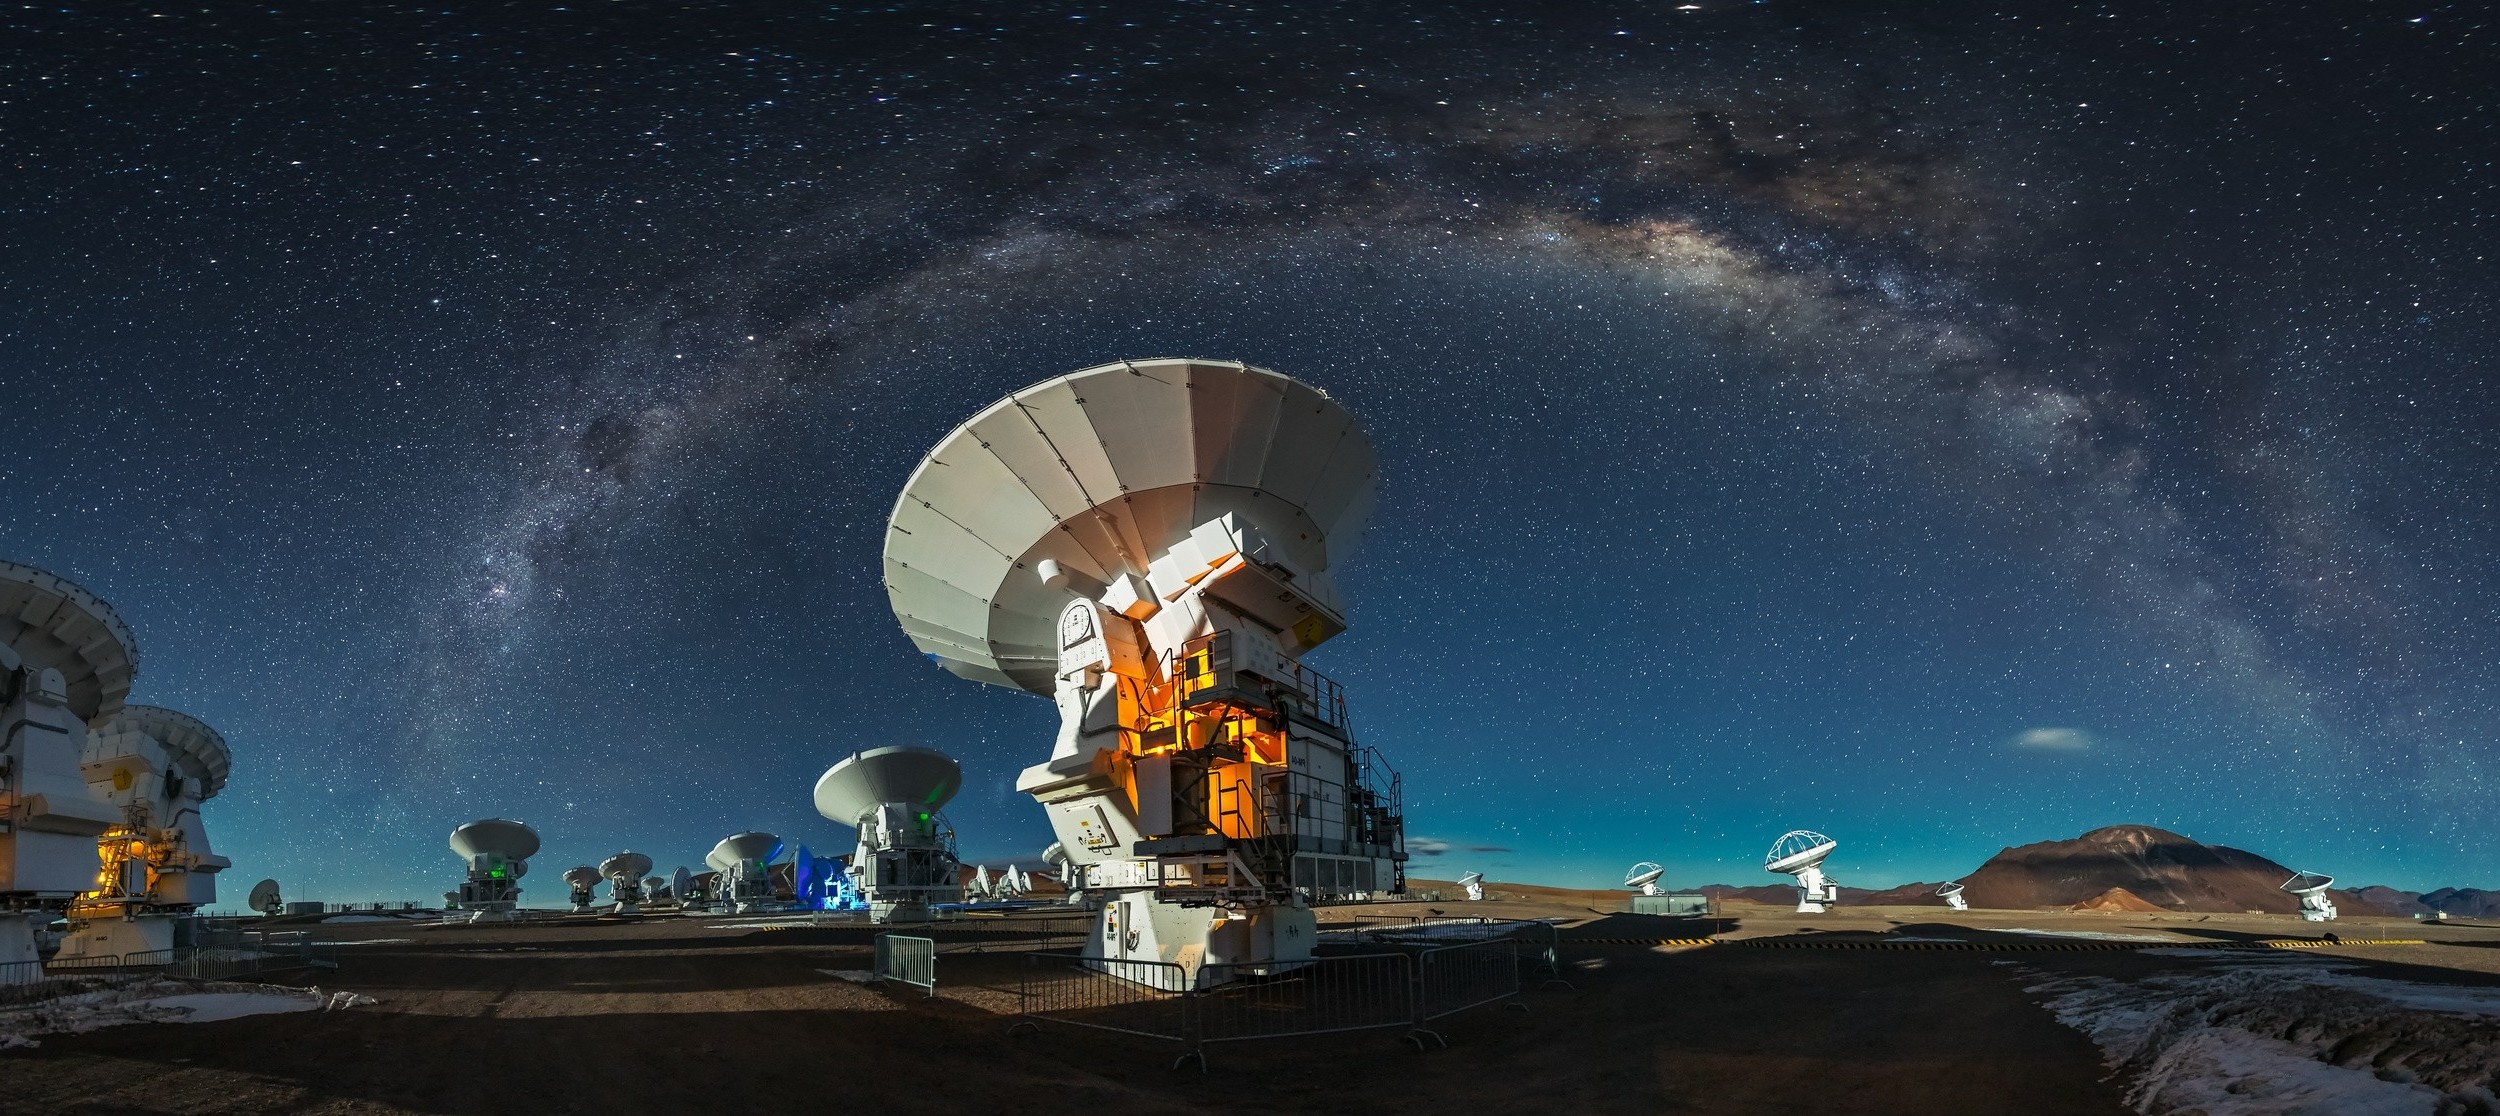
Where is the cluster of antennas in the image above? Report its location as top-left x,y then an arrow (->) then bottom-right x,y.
2,560 -> 234,966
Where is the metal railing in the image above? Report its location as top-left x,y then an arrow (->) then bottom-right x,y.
873,933 -> 936,996
1012,938 -> 1541,1068
1196,952 -> 1414,1045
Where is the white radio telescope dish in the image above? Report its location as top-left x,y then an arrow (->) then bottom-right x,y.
885,358 -> 1376,694
708,832 -> 786,913
247,879 -> 283,917
447,819 -> 537,923
600,850 -> 653,915
1764,830 -> 1840,913
449,819 -> 540,863
814,747 -> 965,922
814,747 -> 962,826
1937,881 -> 1969,912
1624,862 -> 1666,896
1,557 -> 140,724
2281,871 -> 2338,922
561,865 -> 601,913
1457,870 -> 1485,902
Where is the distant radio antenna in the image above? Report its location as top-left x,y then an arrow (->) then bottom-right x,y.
1764,830 -> 1840,914
1624,862 -> 1665,896
1457,870 -> 1485,902
600,850 -> 652,915
2281,871 -> 2338,922
706,832 -> 786,914
813,746 -> 965,923
248,879 -> 283,918
561,866 -> 601,914
448,819 -> 539,923
1937,881 -> 1968,912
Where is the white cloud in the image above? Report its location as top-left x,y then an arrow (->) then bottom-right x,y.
2012,727 -> 2094,752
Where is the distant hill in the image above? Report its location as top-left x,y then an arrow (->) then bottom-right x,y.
1960,824 -> 2360,914
2341,885 -> 2500,920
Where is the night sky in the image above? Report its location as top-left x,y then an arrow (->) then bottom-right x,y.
5,2 -> 2493,904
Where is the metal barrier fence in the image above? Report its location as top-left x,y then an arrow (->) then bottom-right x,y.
1196,952 -> 1415,1045
1014,938 -> 1541,1068
873,934 -> 937,996
1009,955 -> 1199,1049
1415,940 -> 1520,1023
0,936 -> 337,1010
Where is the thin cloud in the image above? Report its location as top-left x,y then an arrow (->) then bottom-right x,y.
2011,727 -> 2094,752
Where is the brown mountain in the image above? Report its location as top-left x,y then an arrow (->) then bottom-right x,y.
1960,825 -> 2346,913
2069,887 -> 2167,912
1854,882 -> 1950,906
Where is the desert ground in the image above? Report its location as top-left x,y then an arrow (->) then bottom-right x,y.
6,891 -> 2497,1115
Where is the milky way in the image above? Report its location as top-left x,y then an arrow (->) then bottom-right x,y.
5,3 -> 2493,897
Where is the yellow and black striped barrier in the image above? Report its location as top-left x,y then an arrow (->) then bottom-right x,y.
1558,937 -> 2431,952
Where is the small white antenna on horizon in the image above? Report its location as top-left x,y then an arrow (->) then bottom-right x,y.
1765,830 -> 1840,914
1624,862 -> 1665,896
1937,881 -> 1969,912
248,879 -> 283,918
1457,870 -> 1485,902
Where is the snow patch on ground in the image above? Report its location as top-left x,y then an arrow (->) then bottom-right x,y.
0,978 -> 368,1049
2027,955 -> 2500,1114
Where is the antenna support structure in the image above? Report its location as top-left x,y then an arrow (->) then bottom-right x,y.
883,360 -> 1409,989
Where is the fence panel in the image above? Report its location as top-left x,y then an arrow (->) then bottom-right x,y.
1416,940 -> 1521,1021
1194,952 -> 1414,1044
873,933 -> 936,996
1012,953 -> 1195,1043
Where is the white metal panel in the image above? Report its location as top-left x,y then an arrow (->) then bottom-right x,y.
1076,360 -> 1198,497
886,498 -> 1012,599
1014,378 -> 1124,505
964,399 -> 1098,521
884,559 -> 998,645
1189,363 -> 1288,488
912,436 -> 1060,558
1190,486 -> 1329,573
1253,378 -> 1355,508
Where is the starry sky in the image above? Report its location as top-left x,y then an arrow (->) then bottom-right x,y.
4,2 -> 2494,904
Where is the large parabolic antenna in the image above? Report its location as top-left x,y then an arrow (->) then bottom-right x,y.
0,560 -> 138,967
2282,871 -> 2338,923
1937,881 -> 1969,912
1765,830 -> 1841,914
707,831 -> 787,914
65,704 -> 237,959
883,358 -> 1408,988
886,358 -> 1377,693
813,747 -> 963,823
448,818 -> 539,922
1625,862 -> 1666,896
814,747 -> 964,922
0,558 -> 140,725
